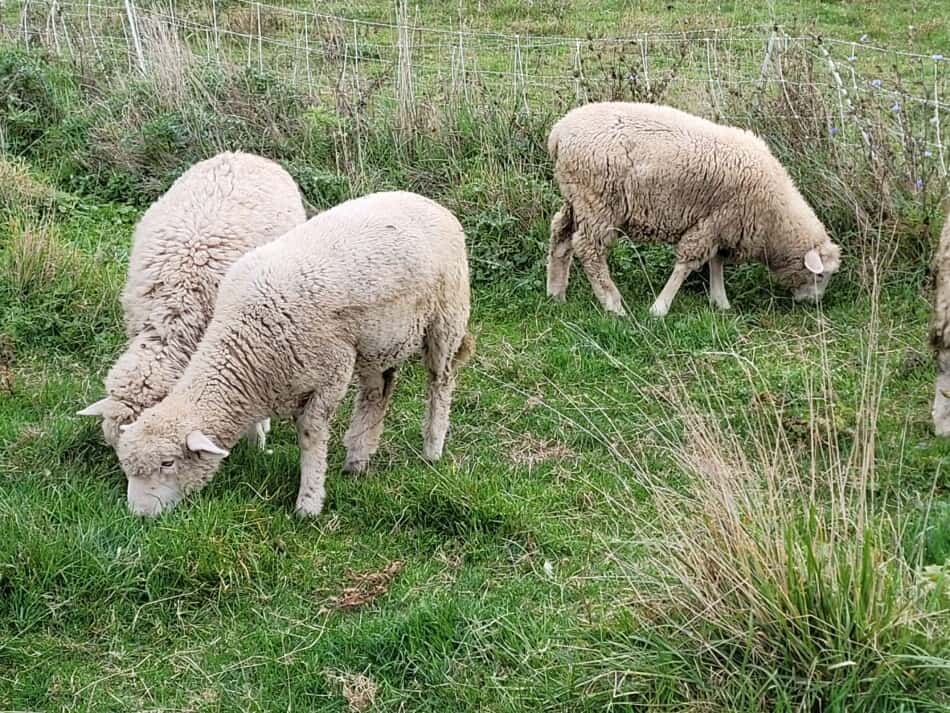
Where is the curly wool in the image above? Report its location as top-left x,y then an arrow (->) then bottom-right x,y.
931,216 -> 950,351
546,102 -> 841,315
118,191 -> 472,517
930,213 -> 950,435
93,152 -> 307,444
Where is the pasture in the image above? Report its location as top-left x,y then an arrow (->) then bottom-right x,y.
1,1 -> 949,710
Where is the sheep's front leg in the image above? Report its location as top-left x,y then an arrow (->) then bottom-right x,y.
650,262 -> 694,318
295,359 -> 353,518
343,366 -> 397,474
708,251 -> 730,311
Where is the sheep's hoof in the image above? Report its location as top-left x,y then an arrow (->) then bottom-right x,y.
548,290 -> 567,303
294,497 -> 324,518
342,457 -> 369,474
422,446 -> 444,462
649,301 -> 669,318
710,299 -> 731,312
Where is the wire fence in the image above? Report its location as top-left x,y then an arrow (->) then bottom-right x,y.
3,0 -> 949,182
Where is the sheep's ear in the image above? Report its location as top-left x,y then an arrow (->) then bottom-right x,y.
186,430 -> 229,457
804,248 -> 824,275
77,398 -> 110,417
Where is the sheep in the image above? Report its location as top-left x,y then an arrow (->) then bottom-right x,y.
78,151 -> 309,449
930,214 -> 950,435
545,102 -> 842,317
115,191 -> 473,518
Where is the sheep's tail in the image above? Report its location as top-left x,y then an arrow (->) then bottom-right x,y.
452,333 -> 476,370
547,123 -> 562,162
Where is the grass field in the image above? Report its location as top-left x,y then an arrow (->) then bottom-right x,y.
2,1 -> 950,711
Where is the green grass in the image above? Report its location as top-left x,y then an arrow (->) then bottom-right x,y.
2,196 -> 948,710
2,1 -> 950,709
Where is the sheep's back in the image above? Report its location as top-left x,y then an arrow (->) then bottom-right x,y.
550,102 -> 785,239
121,152 -> 306,338
221,191 -> 469,314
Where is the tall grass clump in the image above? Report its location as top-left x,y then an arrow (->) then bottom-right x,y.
574,254 -> 949,710
0,215 -> 122,355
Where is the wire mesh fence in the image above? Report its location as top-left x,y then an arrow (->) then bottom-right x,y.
2,0 -> 948,187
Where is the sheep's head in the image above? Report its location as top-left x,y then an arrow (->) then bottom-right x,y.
790,238 -> 841,304
766,198 -> 841,303
77,395 -> 137,448
116,404 -> 229,517
933,351 -> 950,437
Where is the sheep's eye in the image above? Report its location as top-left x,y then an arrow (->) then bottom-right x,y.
160,459 -> 175,468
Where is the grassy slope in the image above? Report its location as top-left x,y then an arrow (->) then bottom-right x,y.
1,1 -> 950,710
1,197 -> 947,710
310,0 -> 950,49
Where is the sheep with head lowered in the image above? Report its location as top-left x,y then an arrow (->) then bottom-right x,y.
930,213 -> 950,435
545,102 -> 842,317
116,191 -> 473,518
78,152 -> 310,448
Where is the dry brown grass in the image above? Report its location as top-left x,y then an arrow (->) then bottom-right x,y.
322,560 -> 405,612
324,670 -> 378,712
0,156 -> 60,212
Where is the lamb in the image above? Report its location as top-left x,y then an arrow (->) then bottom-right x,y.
115,191 -> 473,518
545,102 -> 842,317
930,213 -> 950,435
78,151 -> 309,449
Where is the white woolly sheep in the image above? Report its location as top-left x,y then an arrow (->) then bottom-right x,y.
930,214 -> 950,435
116,191 -> 473,518
545,102 -> 842,317
78,151 -> 309,449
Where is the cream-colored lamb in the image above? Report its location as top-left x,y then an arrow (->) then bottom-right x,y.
78,152 -> 308,448
546,102 -> 842,316
116,191 -> 473,518
930,213 -> 950,435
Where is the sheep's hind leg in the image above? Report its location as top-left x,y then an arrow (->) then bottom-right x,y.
708,251 -> 730,311
422,328 -> 470,462
246,418 -> 271,450
573,226 -> 625,316
343,366 -> 397,474
294,355 -> 354,518
546,205 -> 574,302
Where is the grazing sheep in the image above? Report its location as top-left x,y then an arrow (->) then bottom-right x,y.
545,102 -> 842,316
116,191 -> 473,518
78,152 -> 308,448
930,214 -> 950,435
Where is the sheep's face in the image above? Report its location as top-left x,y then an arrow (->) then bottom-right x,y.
77,396 -> 137,448
933,351 -> 950,437
791,240 -> 841,303
117,408 -> 229,517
